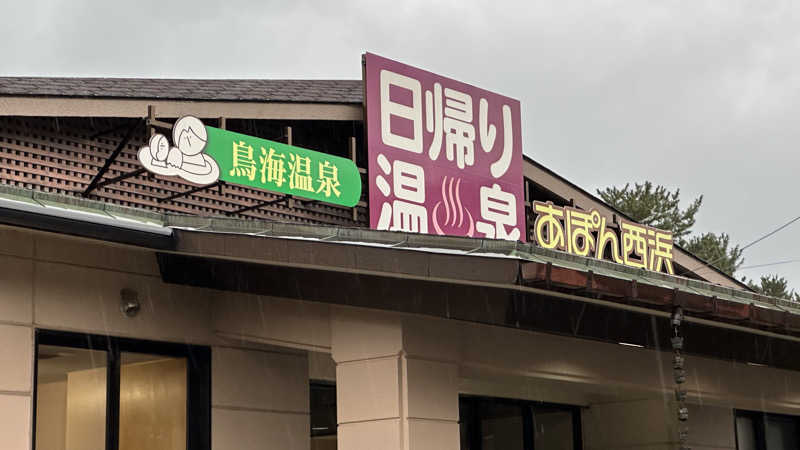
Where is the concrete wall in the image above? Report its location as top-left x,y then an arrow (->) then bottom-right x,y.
215,287 -> 800,416
212,346 -> 310,450
0,227 -> 311,450
207,267 -> 800,449
3,225 -> 800,450
583,399 -> 735,450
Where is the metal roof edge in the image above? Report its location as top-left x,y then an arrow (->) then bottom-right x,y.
0,184 -> 791,313
0,186 -> 173,249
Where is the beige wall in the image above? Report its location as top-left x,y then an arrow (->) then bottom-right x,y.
212,347 -> 310,450
0,288 -> 33,450
205,250 -> 800,449
2,225 -> 800,450
0,227 -> 311,450
312,306 -> 800,415
311,435 -> 337,450
330,308 -> 460,450
583,399 -> 735,450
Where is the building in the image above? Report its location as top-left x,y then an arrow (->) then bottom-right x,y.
0,59 -> 799,450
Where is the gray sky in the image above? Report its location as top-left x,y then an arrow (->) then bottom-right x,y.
3,0 -> 799,288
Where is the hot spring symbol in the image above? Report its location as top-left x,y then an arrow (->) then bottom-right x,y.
432,176 -> 475,237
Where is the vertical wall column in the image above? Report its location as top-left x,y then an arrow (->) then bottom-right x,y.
332,308 -> 460,450
0,229 -> 35,450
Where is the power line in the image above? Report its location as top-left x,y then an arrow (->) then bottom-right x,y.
681,214 -> 800,276
739,259 -> 800,271
739,215 -> 800,252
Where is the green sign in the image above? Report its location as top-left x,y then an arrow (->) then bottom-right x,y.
205,126 -> 361,207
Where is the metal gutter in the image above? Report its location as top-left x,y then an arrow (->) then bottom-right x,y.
2,184 -> 798,342
0,189 -> 173,249
164,225 -> 800,341
512,282 -> 800,345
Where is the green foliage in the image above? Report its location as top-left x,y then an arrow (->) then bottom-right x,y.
597,180 -> 795,300
597,181 -> 800,301
596,181 -> 702,240
745,274 -> 800,301
680,232 -> 743,277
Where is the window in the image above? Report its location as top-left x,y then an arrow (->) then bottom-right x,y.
459,395 -> 582,450
33,330 -> 210,450
736,410 -> 800,450
310,382 -> 337,450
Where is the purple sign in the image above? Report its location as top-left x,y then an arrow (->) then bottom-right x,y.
364,53 -> 525,241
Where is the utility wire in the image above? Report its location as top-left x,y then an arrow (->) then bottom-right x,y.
681,214 -> 800,276
738,259 -> 800,271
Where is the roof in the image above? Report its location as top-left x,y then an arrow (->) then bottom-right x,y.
0,77 -> 363,103
1,183 -> 798,342
0,76 -> 748,290
522,155 -> 751,291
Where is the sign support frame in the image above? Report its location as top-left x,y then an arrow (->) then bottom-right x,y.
81,117 -> 144,197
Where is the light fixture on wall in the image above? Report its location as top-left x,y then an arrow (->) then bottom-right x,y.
120,288 -> 141,317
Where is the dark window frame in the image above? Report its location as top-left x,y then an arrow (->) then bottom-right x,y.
735,409 -> 800,450
459,394 -> 583,450
32,329 -> 211,450
310,380 -> 337,438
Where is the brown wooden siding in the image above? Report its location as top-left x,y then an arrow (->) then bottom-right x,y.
0,117 -> 368,226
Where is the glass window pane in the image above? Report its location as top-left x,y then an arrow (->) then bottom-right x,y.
119,352 -> 187,450
765,415 -> 799,450
480,402 -> 525,450
36,345 -> 108,450
310,383 -> 337,450
736,415 -> 758,450
533,408 -> 574,450
459,398 -> 475,450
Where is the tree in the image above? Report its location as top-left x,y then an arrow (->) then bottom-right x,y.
680,232 -> 743,277
746,275 -> 800,301
597,180 -> 796,300
596,181 -> 701,240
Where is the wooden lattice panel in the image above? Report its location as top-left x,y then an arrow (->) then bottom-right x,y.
0,117 -> 368,226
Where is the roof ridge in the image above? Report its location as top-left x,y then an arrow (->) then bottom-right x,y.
0,77 -> 364,103
0,76 -> 362,81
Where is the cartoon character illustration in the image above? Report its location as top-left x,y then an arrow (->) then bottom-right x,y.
138,116 -> 220,185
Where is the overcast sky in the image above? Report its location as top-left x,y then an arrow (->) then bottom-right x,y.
2,0 -> 799,288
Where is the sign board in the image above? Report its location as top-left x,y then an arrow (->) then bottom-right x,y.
364,53 -> 525,241
532,201 -> 676,274
138,116 -> 361,207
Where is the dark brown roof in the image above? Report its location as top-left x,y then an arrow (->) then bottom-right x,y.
0,77 -> 364,103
